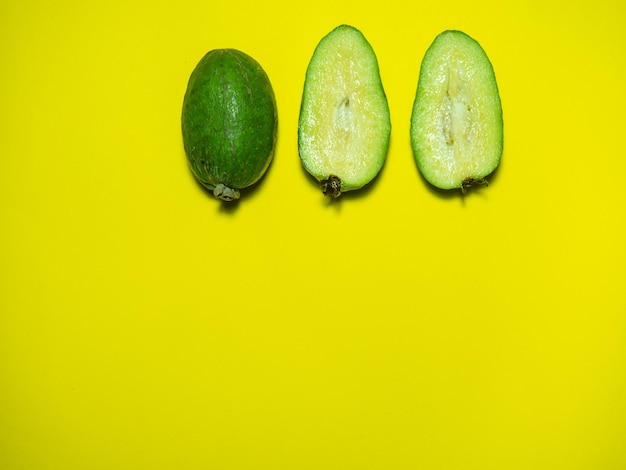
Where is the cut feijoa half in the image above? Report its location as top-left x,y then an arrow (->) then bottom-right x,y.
298,25 -> 391,198
410,30 -> 503,192
181,49 -> 277,201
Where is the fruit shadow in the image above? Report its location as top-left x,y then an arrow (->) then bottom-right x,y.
415,155 -> 503,203
298,158 -> 385,210
189,168 -> 268,214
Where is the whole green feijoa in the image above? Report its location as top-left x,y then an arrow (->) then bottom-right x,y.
181,49 -> 277,201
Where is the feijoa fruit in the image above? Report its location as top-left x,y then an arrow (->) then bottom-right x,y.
182,49 -> 277,201
298,25 -> 391,198
410,30 -> 503,192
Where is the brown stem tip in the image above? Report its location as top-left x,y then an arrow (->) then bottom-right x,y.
322,175 -> 342,198
461,177 -> 489,194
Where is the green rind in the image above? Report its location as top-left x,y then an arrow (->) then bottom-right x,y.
181,49 -> 277,193
298,24 -> 391,193
410,30 -> 503,190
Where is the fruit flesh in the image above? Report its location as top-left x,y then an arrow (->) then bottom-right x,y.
298,25 -> 391,195
181,49 -> 277,200
411,30 -> 503,190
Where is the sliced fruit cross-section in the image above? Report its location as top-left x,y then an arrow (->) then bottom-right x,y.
411,30 -> 503,192
299,25 -> 391,198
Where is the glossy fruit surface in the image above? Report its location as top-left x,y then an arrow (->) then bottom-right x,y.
410,30 -> 503,191
182,49 -> 277,201
298,25 -> 391,198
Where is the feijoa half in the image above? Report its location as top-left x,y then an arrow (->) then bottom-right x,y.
410,30 -> 503,192
182,49 -> 277,201
298,25 -> 391,198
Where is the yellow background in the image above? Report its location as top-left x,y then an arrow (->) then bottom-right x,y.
1,0 -> 625,468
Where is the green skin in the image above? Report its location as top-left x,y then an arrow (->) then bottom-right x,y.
181,49 -> 277,201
